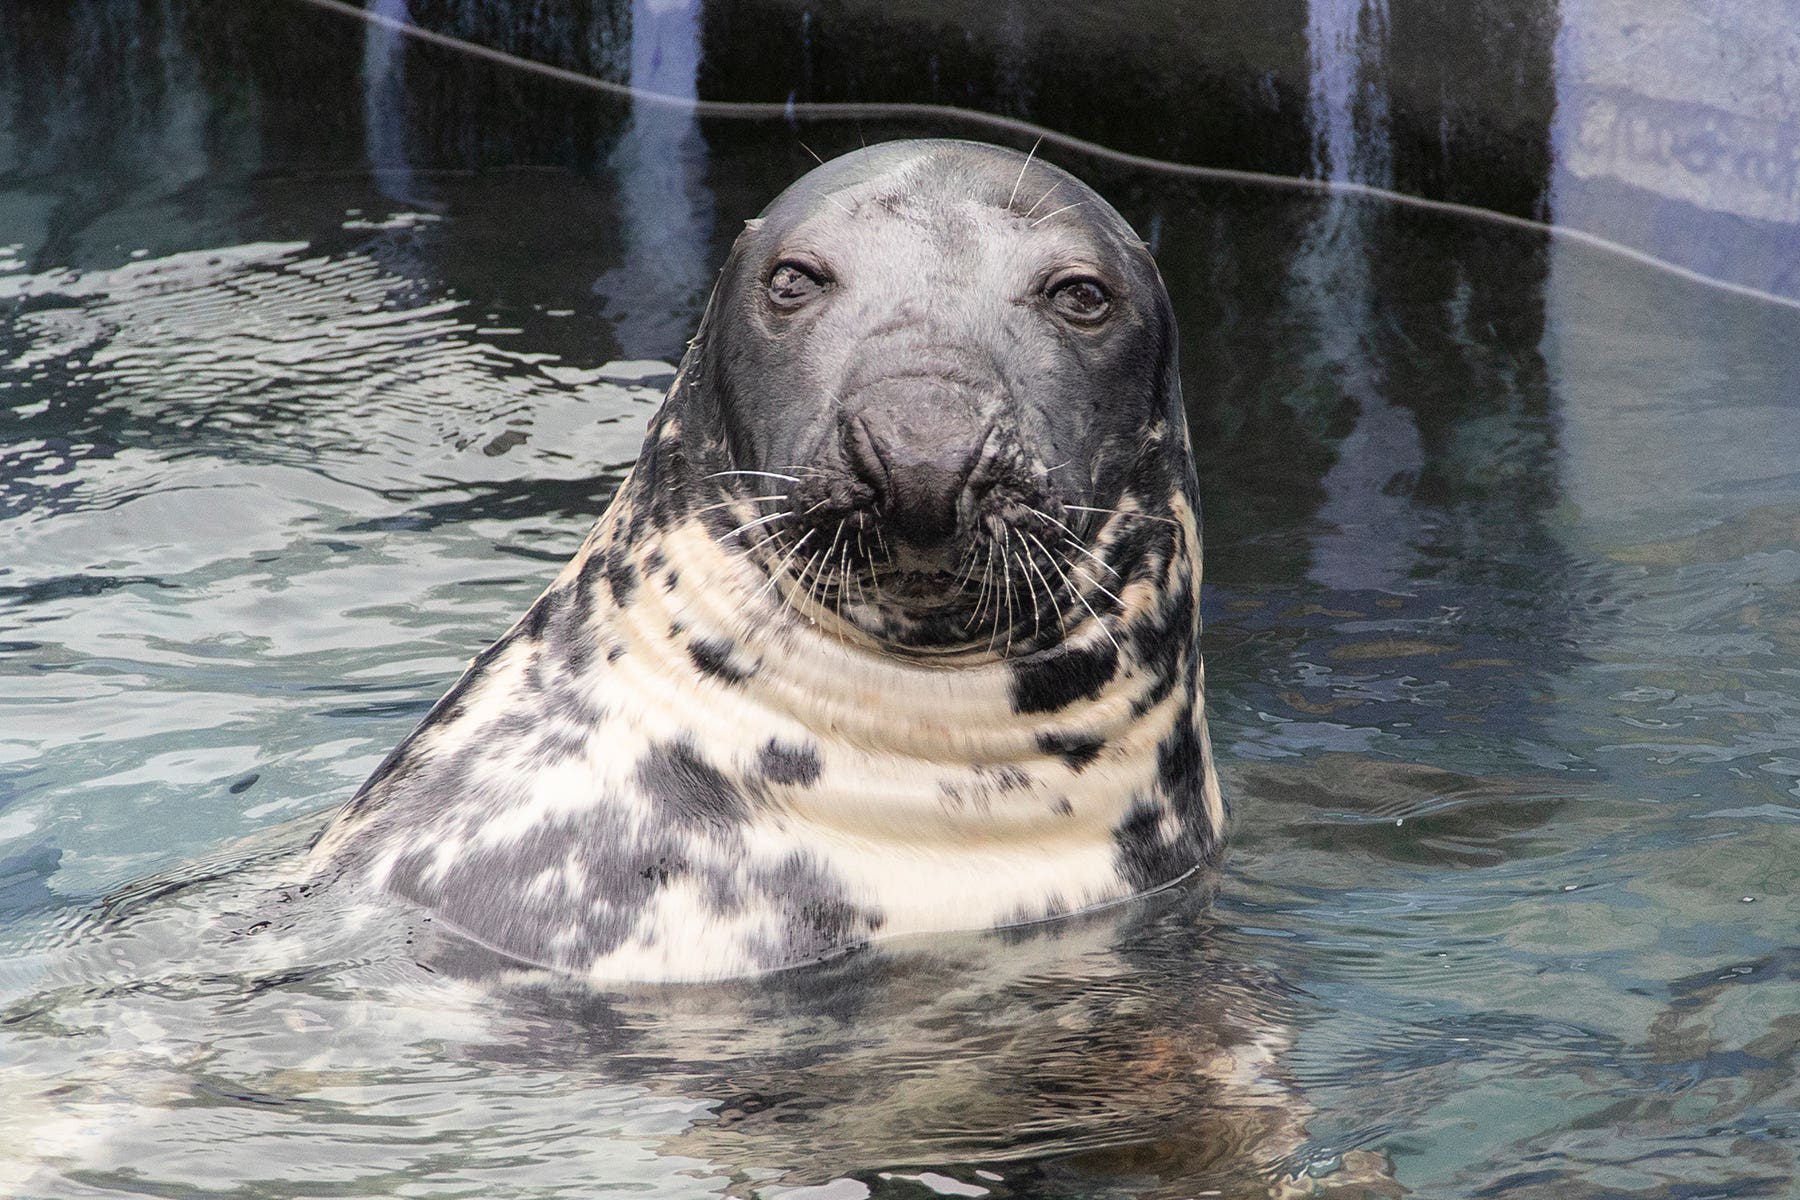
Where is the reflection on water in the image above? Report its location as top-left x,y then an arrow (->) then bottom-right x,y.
1305,0 -> 1391,188
3,1 -> 1799,1197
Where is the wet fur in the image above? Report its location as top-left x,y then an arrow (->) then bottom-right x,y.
308,141 -> 1225,983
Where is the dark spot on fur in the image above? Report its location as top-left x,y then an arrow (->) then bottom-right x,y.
521,648 -> 547,696
605,554 -> 638,608
521,585 -> 561,641
636,739 -> 747,830
1112,702 -> 1218,892
661,568 -> 680,592
528,724 -> 590,767
606,644 -> 626,663
623,492 -> 650,547
746,852 -> 883,967
1089,520 -> 1166,614
1010,640 -> 1119,714
574,544 -> 610,611
549,600 -> 596,675
758,739 -> 821,786
1111,798 -> 1194,893
646,470 -> 692,530
976,765 -> 1031,791
492,711 -> 539,740
938,765 -> 1032,812
538,660 -> 607,727
1037,730 -> 1105,770
385,807 -> 696,970
689,636 -> 753,684
695,496 -> 743,541
1128,581 -> 1195,718
1157,700 -> 1219,849
644,547 -> 666,575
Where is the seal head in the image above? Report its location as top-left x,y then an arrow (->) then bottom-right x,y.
690,139 -> 1189,652
310,140 -> 1223,983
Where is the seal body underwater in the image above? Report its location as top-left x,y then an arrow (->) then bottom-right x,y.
307,138 -> 1225,983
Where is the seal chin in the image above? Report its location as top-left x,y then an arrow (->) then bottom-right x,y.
870,562 -> 971,612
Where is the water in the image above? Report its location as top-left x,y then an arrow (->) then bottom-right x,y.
4,2 -> 1800,1197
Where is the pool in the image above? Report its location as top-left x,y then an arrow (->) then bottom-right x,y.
3,2 -> 1798,1197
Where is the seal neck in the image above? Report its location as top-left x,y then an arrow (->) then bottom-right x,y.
587,438 -> 1191,770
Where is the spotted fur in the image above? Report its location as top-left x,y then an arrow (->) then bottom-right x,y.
307,141 -> 1225,983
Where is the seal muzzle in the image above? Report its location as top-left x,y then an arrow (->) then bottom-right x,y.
843,399 -> 993,550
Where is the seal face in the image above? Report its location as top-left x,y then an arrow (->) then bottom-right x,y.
308,139 -> 1224,982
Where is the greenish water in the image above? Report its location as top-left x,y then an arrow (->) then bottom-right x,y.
3,3 -> 1799,1197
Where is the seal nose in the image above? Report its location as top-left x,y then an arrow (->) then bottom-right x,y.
844,402 -> 990,548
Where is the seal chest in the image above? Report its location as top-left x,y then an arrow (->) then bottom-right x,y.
308,139 -> 1224,983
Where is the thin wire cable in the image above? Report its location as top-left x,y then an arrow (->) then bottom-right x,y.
294,0 -> 1800,315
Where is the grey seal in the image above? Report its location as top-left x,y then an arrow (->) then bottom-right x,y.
307,138 -> 1225,982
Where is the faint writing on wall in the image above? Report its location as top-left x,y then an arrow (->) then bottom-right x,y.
1566,91 -> 1800,227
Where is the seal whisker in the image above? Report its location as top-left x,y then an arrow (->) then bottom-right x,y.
1030,200 -> 1084,227
696,493 -> 788,516
813,521 -> 845,613
776,540 -> 819,624
952,531 -> 983,577
1064,504 -> 1181,529
954,538 -> 985,594
753,528 -> 814,609
821,520 -> 851,646
1024,503 -> 1119,578
1007,135 -> 1042,210
786,550 -> 814,622
1001,528 -> 1019,656
837,534 -> 852,617
1021,531 -> 1070,640
1064,563 -> 1122,654
1071,560 -> 1128,613
1024,180 -> 1061,219
1007,545 -> 1028,656
805,541 -> 830,612
725,510 -> 792,541
817,188 -> 856,217
976,531 -> 999,638
1057,534 -> 1123,579
850,531 -> 873,607
703,469 -> 804,484
972,532 -> 1000,629
974,535 -> 1001,644
1019,538 -> 1045,642
797,547 -> 830,621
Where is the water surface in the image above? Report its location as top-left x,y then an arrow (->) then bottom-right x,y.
3,3 -> 1799,1198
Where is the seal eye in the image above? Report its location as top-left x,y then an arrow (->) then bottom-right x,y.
1048,276 -> 1112,325
768,261 -> 827,310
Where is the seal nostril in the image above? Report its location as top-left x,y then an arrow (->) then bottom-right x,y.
843,412 -> 891,499
842,404 -> 989,548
